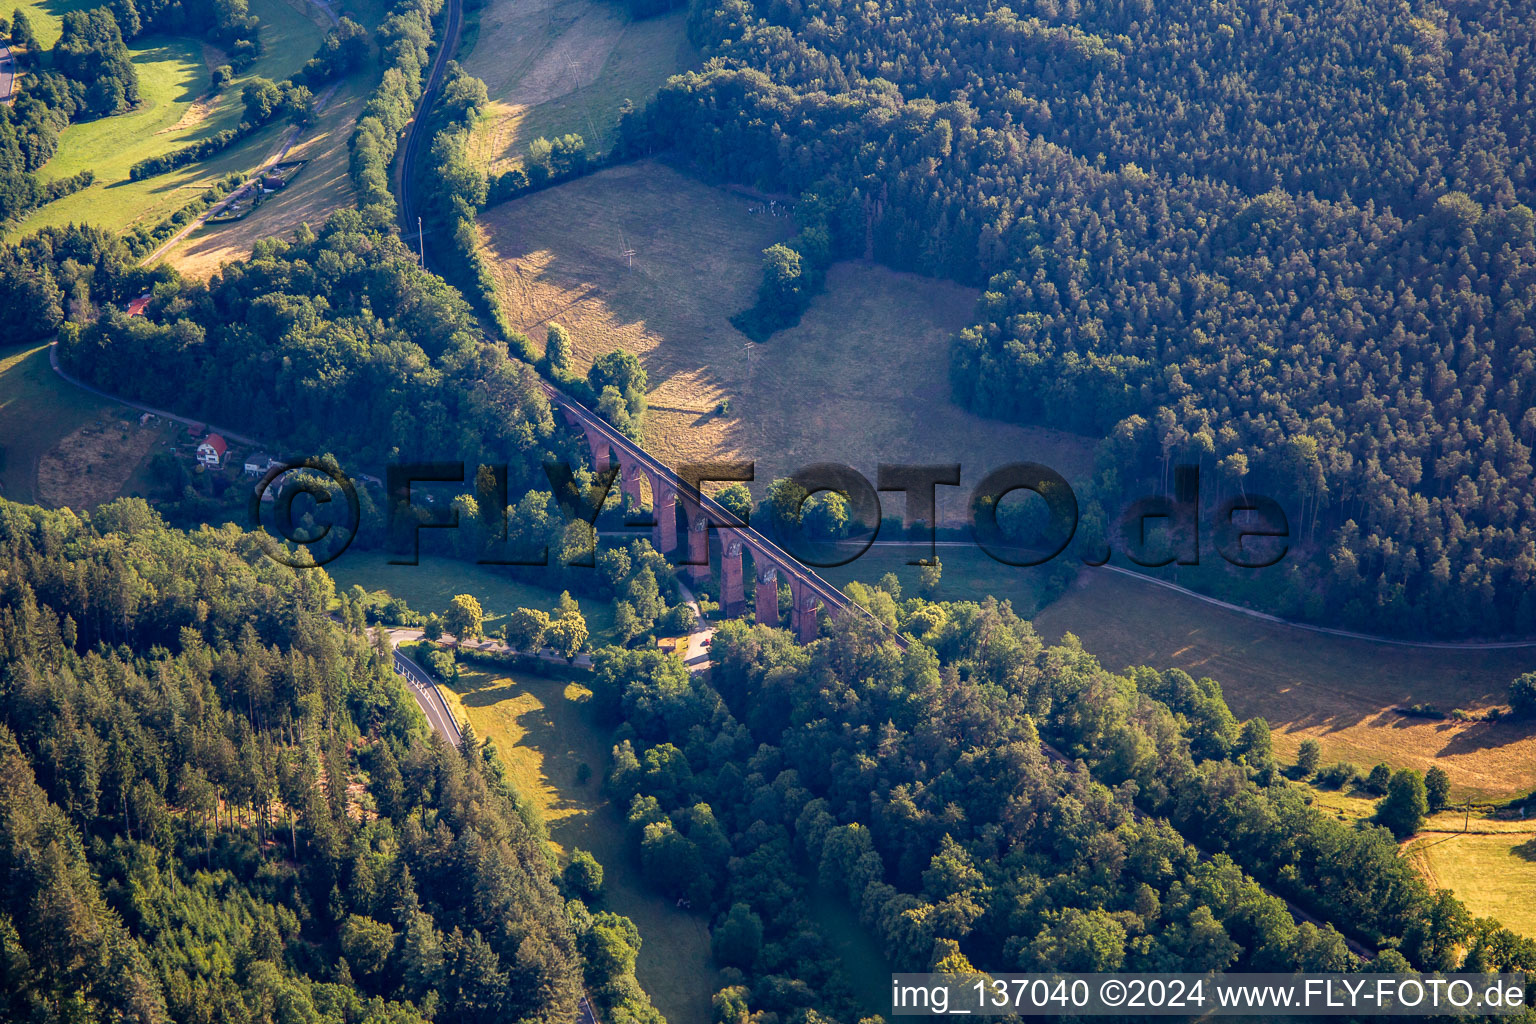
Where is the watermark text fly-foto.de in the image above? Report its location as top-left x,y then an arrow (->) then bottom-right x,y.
248,457 -> 1291,572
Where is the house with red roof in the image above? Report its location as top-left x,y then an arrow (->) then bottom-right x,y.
196,433 -> 228,468
126,294 -> 152,316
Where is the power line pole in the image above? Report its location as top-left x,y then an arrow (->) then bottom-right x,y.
418,216 -> 425,265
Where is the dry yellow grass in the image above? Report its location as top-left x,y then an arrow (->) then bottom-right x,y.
168,81 -> 368,278
1408,832 -> 1536,937
467,0 -> 620,105
1289,782 -> 1536,935
36,417 -> 170,511
479,159 -> 1095,515
1033,569 -> 1536,799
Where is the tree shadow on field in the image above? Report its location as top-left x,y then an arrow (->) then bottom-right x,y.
37,0 -> 96,33
1433,718 -> 1536,758
449,664 -> 724,1024
453,675 -> 527,708
1047,571 -> 1529,742
479,159 -> 789,401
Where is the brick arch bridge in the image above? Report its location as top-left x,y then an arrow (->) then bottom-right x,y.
539,381 -> 902,648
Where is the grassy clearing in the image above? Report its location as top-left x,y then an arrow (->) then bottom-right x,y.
8,0 -> 96,50
817,543 -> 1054,618
436,668 -> 720,1024
0,342 -> 117,504
462,0 -> 695,170
1277,780 -> 1536,935
168,76 -> 370,277
12,114 -> 287,240
37,416 -> 173,509
804,885 -> 893,1019
1031,569 -> 1536,799
1301,780 -> 1536,833
326,549 -> 618,642
479,159 -> 1096,515
1299,784 -> 1380,823
9,0 -> 324,238
1408,832 -> 1536,937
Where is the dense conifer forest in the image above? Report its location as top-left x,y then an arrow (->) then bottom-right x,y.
0,498 -> 623,1024
4,0 -> 1536,1014
624,0 -> 1536,638
7,491 -> 1525,1022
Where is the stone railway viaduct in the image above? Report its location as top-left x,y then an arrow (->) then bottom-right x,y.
395,8 -> 1376,954
538,380 -> 901,647
391,0 -> 889,649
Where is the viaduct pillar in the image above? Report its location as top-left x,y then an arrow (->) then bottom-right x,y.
560,406 -> 612,475
619,459 -> 646,511
789,576 -> 820,644
586,425 -> 611,474
652,476 -> 677,554
720,537 -> 745,617
684,513 -> 711,583
755,563 -> 779,627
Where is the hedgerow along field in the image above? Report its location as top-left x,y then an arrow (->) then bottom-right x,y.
460,0 -> 696,170
326,550 -> 619,644
434,668 -> 720,1024
7,0 -> 325,239
1030,569 -> 1536,799
478,158 -> 1536,799
166,76 -> 371,277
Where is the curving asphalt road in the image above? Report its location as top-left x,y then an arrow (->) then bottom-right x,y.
50,339 -> 258,439
385,0 -> 1387,961
49,338 -> 384,485
25,0 -> 1390,965
391,640 -> 462,744
1093,564 -> 1536,650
